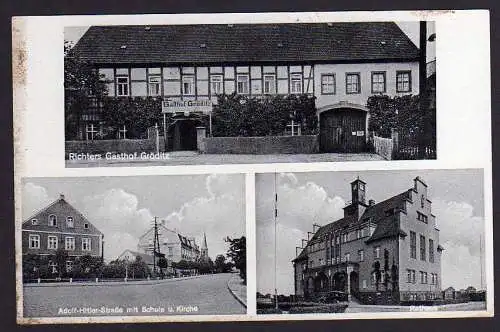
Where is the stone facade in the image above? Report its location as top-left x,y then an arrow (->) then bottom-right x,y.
293,177 -> 443,304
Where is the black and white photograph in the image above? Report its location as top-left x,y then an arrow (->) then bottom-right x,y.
256,170 -> 488,315
20,174 -> 247,319
64,21 -> 436,167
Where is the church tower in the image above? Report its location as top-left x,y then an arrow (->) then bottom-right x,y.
201,232 -> 208,260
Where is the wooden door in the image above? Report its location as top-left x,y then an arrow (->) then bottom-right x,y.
320,108 -> 367,152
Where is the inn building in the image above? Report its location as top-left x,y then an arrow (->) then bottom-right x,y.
292,177 -> 443,304
22,194 -> 104,273
70,22 -> 421,152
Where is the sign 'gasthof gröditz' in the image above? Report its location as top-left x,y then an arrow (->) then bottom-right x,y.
162,100 -> 213,115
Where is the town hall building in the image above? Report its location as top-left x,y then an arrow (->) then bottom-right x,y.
292,177 -> 443,304
69,22 -> 421,153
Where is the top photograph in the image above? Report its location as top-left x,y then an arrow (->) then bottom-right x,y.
64,21 -> 436,167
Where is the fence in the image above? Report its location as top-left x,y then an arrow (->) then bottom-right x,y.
371,128 -> 436,160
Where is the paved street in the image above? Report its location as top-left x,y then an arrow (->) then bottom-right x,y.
66,152 -> 384,167
23,273 -> 245,317
344,301 -> 487,313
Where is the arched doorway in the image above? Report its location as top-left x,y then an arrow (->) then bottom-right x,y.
169,117 -> 203,151
350,271 -> 359,295
314,272 -> 329,293
319,107 -> 367,153
332,272 -> 347,292
305,277 -> 315,299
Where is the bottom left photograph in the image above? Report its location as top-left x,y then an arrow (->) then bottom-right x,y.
18,174 -> 246,319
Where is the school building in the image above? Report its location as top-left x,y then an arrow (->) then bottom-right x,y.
70,22 -> 422,153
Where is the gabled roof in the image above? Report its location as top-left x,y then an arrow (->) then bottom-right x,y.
22,195 -> 102,235
72,22 -> 420,65
117,249 -> 155,265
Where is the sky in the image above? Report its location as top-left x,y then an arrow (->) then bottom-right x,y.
22,174 -> 245,262
64,21 -> 436,61
256,169 -> 486,295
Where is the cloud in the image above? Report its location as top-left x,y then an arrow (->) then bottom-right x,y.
22,182 -> 53,219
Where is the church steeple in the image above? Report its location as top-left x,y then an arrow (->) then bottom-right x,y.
201,232 -> 208,259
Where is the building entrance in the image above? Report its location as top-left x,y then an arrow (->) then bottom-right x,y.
319,108 -> 367,153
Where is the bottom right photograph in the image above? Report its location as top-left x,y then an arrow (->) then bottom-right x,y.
256,169 -> 490,315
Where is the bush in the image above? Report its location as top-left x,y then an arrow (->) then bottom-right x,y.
288,303 -> 348,314
212,93 -> 317,137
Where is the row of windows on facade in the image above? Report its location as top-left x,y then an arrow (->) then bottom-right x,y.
110,70 -> 412,97
28,234 -> 93,251
406,269 -> 439,285
307,245 -> 385,269
307,226 -> 376,253
31,215 -> 90,229
40,260 -> 83,274
410,231 -> 436,263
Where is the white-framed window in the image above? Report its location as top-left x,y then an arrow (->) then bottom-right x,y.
116,75 -> 130,96
237,74 -> 249,94
358,249 -> 364,262
29,234 -> 40,249
210,74 -> 223,95
48,214 -> 57,227
285,120 -> 301,136
374,246 -> 381,259
48,235 -> 58,250
346,73 -> 361,94
66,260 -> 73,272
290,73 -> 303,94
371,71 -> 386,93
362,279 -> 367,289
31,218 -> 38,225
85,123 -> 98,141
66,216 -> 74,228
182,75 -> 195,95
65,236 -> 75,251
263,74 -> 276,94
148,75 -> 161,96
82,237 -> 92,251
396,71 -> 411,92
321,74 -> 335,94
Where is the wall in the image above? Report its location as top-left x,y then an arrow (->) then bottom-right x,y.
314,62 -> 419,109
65,138 -> 160,158
373,135 -> 394,160
202,135 -> 319,154
398,178 -> 442,295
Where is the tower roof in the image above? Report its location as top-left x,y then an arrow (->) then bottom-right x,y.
202,232 -> 208,249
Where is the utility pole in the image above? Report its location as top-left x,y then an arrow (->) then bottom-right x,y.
152,217 -> 162,277
274,172 -> 279,310
480,236 -> 483,290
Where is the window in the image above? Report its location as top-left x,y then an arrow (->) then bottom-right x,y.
82,238 -> 92,251
66,216 -> 74,228
342,233 -> 348,243
168,246 -> 173,257
358,249 -> 364,262
84,223 -> 89,229
65,237 -> 75,251
371,72 -> 386,93
148,75 -> 161,96
420,271 -> 424,284
417,211 -> 428,223
346,73 -> 360,94
411,270 -> 416,283
335,236 -> 340,245
421,194 -> 425,208
31,218 -> 38,225
407,269 -> 412,283
85,123 -> 98,141
321,74 -> 335,94
356,229 -> 362,239
210,75 -> 223,95
285,120 -> 301,136
29,234 -> 40,249
374,246 -> 381,259
410,231 -> 417,259
290,73 -> 303,94
420,235 -> 426,261
66,260 -> 73,272
429,239 -> 435,263
424,272 -> 428,284
182,75 -> 195,95
237,74 -> 249,94
48,236 -> 58,250
344,253 -> 350,262
48,215 -> 57,227
396,71 -> 411,92
263,74 -> 276,94
362,280 -> 367,289
116,76 -> 130,96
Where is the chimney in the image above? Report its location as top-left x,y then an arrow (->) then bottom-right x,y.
369,199 -> 376,206
59,194 -> 65,200
312,223 -> 321,233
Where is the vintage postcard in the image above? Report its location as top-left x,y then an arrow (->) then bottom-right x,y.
13,10 -> 492,324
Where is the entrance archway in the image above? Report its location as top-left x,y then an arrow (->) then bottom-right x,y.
319,105 -> 368,153
332,272 -> 347,292
350,271 -> 359,294
169,117 -> 203,151
314,272 -> 329,293
305,277 -> 314,299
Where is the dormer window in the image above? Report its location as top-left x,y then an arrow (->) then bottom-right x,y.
31,218 -> 38,225
84,223 -> 89,229
66,216 -> 74,228
421,194 -> 425,208
48,214 -> 57,227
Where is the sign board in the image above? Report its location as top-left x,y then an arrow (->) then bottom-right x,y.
162,100 -> 213,114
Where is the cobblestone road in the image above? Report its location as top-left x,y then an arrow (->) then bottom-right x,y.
23,273 -> 245,317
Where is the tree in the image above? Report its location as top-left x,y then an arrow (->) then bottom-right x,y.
214,254 -> 228,273
129,256 -> 150,279
54,248 -> 69,278
372,260 -> 381,291
64,41 -> 107,140
383,249 -> 390,290
225,236 -> 246,283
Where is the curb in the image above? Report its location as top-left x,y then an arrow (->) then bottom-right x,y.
226,276 -> 247,309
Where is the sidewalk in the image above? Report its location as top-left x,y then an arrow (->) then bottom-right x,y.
345,301 -> 487,313
66,152 -> 383,167
227,274 -> 247,308
23,275 -> 203,287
